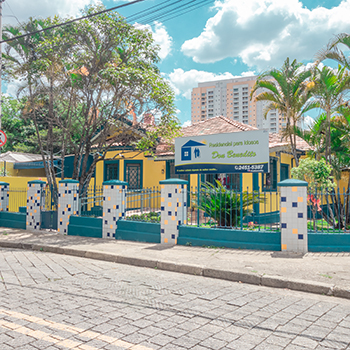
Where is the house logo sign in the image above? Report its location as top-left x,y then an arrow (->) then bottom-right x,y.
181,140 -> 206,161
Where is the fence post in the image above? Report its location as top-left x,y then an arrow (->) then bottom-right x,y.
102,180 -> 128,239
160,179 -> 188,244
26,180 -> 46,231
278,179 -> 308,253
57,179 -> 79,235
0,182 -> 9,212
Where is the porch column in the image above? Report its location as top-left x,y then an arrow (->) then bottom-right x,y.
278,179 -> 308,253
58,180 -> 79,235
26,180 -> 46,231
160,179 -> 188,244
102,180 -> 128,239
0,182 -> 9,212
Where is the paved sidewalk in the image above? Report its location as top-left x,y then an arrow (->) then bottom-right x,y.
0,228 -> 349,300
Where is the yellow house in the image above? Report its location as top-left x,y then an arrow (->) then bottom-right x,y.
0,117 -> 311,197
96,116 -> 308,188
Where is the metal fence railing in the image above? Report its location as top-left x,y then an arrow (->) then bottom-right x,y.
125,187 -> 161,223
8,188 -> 27,213
79,186 -> 103,217
307,189 -> 350,233
186,184 -> 280,231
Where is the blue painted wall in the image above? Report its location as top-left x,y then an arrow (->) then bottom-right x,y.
178,225 -> 281,251
68,216 -> 102,238
308,232 -> 350,252
116,220 -> 160,243
0,212 -> 26,229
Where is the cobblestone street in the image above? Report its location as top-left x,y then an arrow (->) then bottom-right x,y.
0,247 -> 350,349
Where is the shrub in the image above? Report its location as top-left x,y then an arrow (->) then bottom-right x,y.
198,181 -> 265,227
127,211 -> 160,223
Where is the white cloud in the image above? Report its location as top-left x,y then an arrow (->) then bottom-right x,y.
182,120 -> 192,127
300,115 -> 314,130
167,68 -> 255,99
3,79 -> 26,98
181,0 -> 350,69
134,22 -> 172,60
3,0 -> 97,25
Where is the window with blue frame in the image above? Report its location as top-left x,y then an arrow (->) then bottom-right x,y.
263,157 -> 278,191
104,161 -> 119,181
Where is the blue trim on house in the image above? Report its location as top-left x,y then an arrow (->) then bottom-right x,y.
28,180 -> 46,185
104,160 -> 119,181
280,163 -> 289,182
14,160 -> 60,170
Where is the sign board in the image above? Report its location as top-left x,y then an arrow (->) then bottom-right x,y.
175,130 -> 269,174
0,130 -> 7,147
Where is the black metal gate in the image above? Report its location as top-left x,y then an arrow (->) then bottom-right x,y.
41,185 -> 58,230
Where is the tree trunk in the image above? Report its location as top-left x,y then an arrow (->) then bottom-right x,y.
287,109 -> 299,167
326,108 -> 331,164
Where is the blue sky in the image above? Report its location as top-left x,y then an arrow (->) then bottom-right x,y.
3,0 -> 350,126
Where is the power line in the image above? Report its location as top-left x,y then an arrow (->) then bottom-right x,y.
4,1 -> 22,27
127,0 -> 183,23
140,0 -> 212,24
1,0 -> 214,65
0,0 -> 145,44
126,0 -> 174,22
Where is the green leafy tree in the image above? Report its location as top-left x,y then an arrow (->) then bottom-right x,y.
309,65 -> 350,164
0,96 -> 37,153
316,33 -> 350,70
251,58 -> 315,166
291,158 -> 336,229
3,5 -> 180,202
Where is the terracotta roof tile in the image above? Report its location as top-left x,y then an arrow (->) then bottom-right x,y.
182,116 -> 257,137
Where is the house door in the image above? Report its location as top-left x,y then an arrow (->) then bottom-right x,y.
125,162 -> 142,189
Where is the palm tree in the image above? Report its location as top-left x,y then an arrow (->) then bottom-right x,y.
292,114 -> 326,160
316,33 -> 350,70
250,58 -> 314,166
309,65 -> 350,163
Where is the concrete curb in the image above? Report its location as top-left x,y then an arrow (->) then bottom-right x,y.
0,241 -> 347,300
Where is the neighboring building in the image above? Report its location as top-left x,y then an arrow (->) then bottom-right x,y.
191,76 -> 286,133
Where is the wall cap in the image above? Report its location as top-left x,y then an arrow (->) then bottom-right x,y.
103,180 -> 128,186
160,178 -> 188,185
0,182 -> 9,186
28,180 -> 46,184
59,179 -> 79,184
278,179 -> 308,187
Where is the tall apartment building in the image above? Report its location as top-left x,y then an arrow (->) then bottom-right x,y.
191,76 -> 286,133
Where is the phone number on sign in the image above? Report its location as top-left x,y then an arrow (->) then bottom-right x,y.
234,164 -> 265,171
